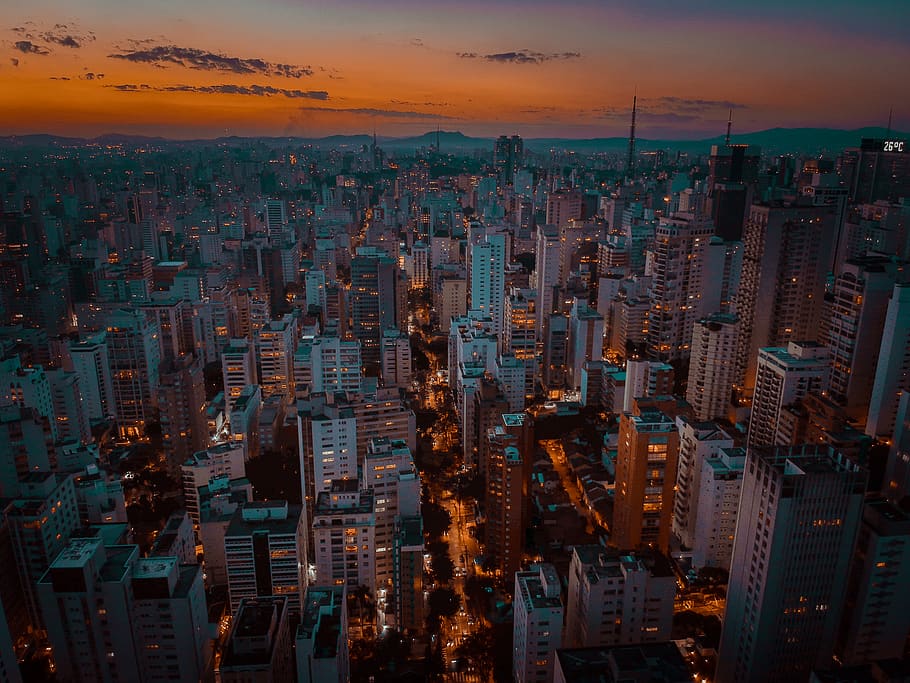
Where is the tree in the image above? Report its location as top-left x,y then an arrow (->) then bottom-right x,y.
455,626 -> 495,674
428,587 -> 460,622
422,497 -> 452,540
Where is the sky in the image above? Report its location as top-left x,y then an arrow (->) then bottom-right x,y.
1,0 -> 909,140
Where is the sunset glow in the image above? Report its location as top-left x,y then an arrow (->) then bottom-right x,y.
2,0 -> 909,139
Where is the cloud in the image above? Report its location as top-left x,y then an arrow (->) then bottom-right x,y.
109,44 -> 313,78
458,49 -> 581,64
390,99 -> 450,107
13,40 -> 50,55
410,38 -> 424,47
652,96 -> 747,112
10,58 -> 18,67
107,83 -> 329,99
298,106 -> 455,120
80,72 -> 104,80
10,22 -> 94,49
50,76 -> 70,80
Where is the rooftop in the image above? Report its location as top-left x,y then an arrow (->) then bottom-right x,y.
555,643 -> 690,683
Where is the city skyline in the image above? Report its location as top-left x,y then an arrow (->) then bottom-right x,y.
3,0 -> 909,139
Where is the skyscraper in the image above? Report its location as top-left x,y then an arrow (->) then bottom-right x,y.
686,313 -> 739,421
837,498 -> 910,666
736,201 -> 838,390
612,406 -> 679,553
221,338 -> 256,415
469,233 -> 507,339
747,342 -> 829,450
105,308 -> 161,439
350,248 -> 404,370
255,315 -> 297,402
493,134 -> 523,186
716,445 -> 866,683
224,501 -> 305,616
865,283 -> 910,439
484,413 -> 532,577
823,256 -> 904,426
671,418 -> 735,563
564,546 -> 675,648
646,212 -> 718,361
157,353 -> 207,476
512,564 -> 563,683
312,480 -> 376,594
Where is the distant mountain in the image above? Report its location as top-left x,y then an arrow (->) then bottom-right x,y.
524,127 -> 906,155
0,127 -> 905,155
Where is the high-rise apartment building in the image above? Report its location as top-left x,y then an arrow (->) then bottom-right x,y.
469,233 -> 507,339
564,546 -> 676,648
105,308 -> 161,439
687,313 -> 739,421
350,248 -> 403,369
6,472 -> 79,629
362,437 -> 420,590
613,407 -> 679,553
747,342 -> 829,450
823,256 -> 904,426
512,564 -> 563,683
38,538 -> 211,683
646,212 -> 717,361
182,443 -> 246,524
866,283 -> 910,439
224,501 -> 305,616
392,515 -> 425,634
841,138 -> 910,204
157,353 -> 207,475
380,329 -> 412,389
546,189 -> 583,229
716,445 -> 866,683
221,338 -> 256,415
671,418 -> 735,558
296,585 -> 349,683
567,299 -> 604,391
312,480 -> 376,593
294,333 -> 362,397
485,413 -> 531,577
493,134 -> 523,186
736,201 -> 838,389
503,287 -> 538,397
69,333 -> 115,422
837,498 -> 910,666
256,315 -> 297,402
220,596 -> 293,683
44,368 -> 91,444
534,224 -> 561,340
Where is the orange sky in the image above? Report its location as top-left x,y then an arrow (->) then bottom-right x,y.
2,1 -> 909,139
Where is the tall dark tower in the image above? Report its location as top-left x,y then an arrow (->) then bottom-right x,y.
725,108 -> 733,146
626,94 -> 637,178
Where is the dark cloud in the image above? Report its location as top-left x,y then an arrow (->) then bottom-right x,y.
10,58 -> 18,67
43,34 -> 81,48
107,83 -> 329,100
10,23 -> 94,49
50,76 -> 70,80
13,40 -> 50,55
80,72 -> 104,80
109,44 -> 313,78
390,99 -> 450,107
458,49 -> 580,64
652,96 -> 747,112
410,38 -> 424,47
298,106 -> 454,120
